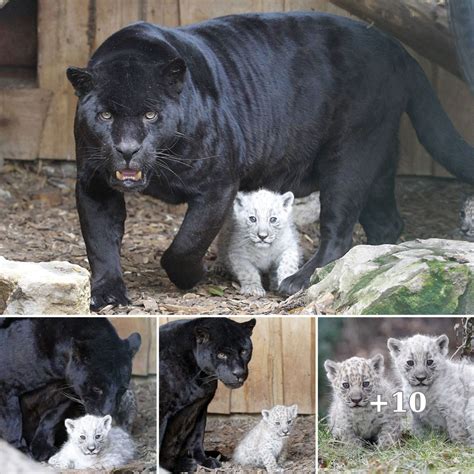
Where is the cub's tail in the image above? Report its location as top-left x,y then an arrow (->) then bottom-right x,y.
406,58 -> 474,183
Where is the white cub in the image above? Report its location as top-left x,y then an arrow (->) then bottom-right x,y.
233,404 -> 298,473
388,334 -> 474,445
324,355 -> 401,447
48,414 -> 135,470
217,189 -> 301,296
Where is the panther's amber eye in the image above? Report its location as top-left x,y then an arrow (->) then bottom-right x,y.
144,111 -> 158,121
217,352 -> 227,360
98,111 -> 112,121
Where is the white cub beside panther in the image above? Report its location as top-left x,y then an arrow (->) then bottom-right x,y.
324,355 -> 401,447
48,414 -> 135,470
233,404 -> 298,473
217,189 -> 301,296
388,334 -> 474,445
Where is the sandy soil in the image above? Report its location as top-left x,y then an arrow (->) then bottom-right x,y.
0,160 -> 472,315
196,414 -> 316,473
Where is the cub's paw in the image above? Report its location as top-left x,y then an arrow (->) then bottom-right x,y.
240,283 -> 266,297
201,456 -> 221,469
161,251 -> 204,289
91,278 -> 130,311
279,271 -> 310,295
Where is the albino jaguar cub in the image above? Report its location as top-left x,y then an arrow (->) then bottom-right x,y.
388,334 -> 474,445
217,189 -> 301,296
233,404 -> 298,473
324,355 -> 401,447
48,414 -> 135,470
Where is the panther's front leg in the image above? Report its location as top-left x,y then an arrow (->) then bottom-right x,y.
161,186 -> 237,289
76,174 -> 129,311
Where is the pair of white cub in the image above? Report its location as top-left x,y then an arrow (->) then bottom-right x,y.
48,414 -> 134,470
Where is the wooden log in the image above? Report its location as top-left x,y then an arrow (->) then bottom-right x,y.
329,0 -> 462,79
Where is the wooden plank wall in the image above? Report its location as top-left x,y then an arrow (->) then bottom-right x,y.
110,317 -> 157,376
159,317 -> 316,415
31,0 -> 474,176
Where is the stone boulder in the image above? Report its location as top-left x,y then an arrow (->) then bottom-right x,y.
305,239 -> 474,314
293,191 -> 320,227
0,257 -> 90,314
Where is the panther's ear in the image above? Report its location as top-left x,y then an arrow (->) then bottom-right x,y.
370,354 -> 384,374
66,66 -> 94,97
194,326 -> 210,344
387,338 -> 402,355
65,419 -> 75,434
436,334 -> 449,356
241,318 -> 256,334
126,332 -> 142,358
281,191 -> 294,209
324,359 -> 339,381
161,57 -> 186,94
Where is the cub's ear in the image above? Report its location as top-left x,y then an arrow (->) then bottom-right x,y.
241,318 -> 256,334
161,57 -> 186,94
65,419 -> 75,434
126,332 -> 142,358
290,404 -> 298,417
324,359 -> 339,380
261,409 -> 270,420
281,191 -> 294,209
370,354 -> 384,374
194,326 -> 210,344
436,334 -> 449,355
387,338 -> 402,355
234,192 -> 245,210
66,66 -> 94,97
102,415 -> 113,432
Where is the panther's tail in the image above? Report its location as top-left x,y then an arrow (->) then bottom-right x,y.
406,58 -> 474,183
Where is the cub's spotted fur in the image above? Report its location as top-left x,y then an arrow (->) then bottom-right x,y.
460,195 -> 474,241
233,404 -> 298,473
388,334 -> 474,445
324,355 -> 401,447
217,189 -> 301,296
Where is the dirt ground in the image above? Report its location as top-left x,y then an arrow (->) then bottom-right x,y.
0,160 -> 472,315
196,414 -> 316,473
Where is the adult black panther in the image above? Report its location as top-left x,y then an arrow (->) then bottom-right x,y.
159,317 -> 256,472
67,12 -> 474,309
0,318 -> 141,461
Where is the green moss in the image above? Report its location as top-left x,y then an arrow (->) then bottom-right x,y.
363,260 -> 470,315
310,261 -> 336,285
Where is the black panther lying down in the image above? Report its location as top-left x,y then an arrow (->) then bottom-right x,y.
0,318 -> 141,461
159,317 -> 256,472
20,381 -> 137,461
67,12 -> 474,309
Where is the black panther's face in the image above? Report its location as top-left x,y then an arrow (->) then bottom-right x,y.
68,56 -> 186,192
193,319 -> 256,389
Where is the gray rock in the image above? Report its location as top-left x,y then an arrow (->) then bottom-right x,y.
293,191 -> 320,227
0,257 -> 90,314
305,239 -> 474,315
0,440 -> 54,473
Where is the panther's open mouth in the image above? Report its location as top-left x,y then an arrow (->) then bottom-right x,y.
116,169 -> 143,182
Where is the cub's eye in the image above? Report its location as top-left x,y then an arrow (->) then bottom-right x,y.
288,419 -> 293,424
362,381 -> 370,388
217,352 -> 227,360
144,111 -> 158,121
249,216 -> 257,223
91,387 -> 103,395
342,382 -> 350,389
407,360 -> 415,366
95,434 -> 101,439
275,421 -> 280,425
269,217 -> 277,224
426,359 -> 434,366
80,435 -> 86,440
98,111 -> 113,121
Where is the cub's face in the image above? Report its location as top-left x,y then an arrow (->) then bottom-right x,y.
69,333 -> 141,416
67,55 -> 186,193
233,190 -> 295,247
324,355 -> 384,408
388,334 -> 449,388
193,318 -> 256,389
262,404 -> 298,438
65,415 -> 112,456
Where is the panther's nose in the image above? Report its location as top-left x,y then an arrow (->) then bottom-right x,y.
115,140 -> 141,160
232,369 -> 246,382
257,232 -> 268,241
